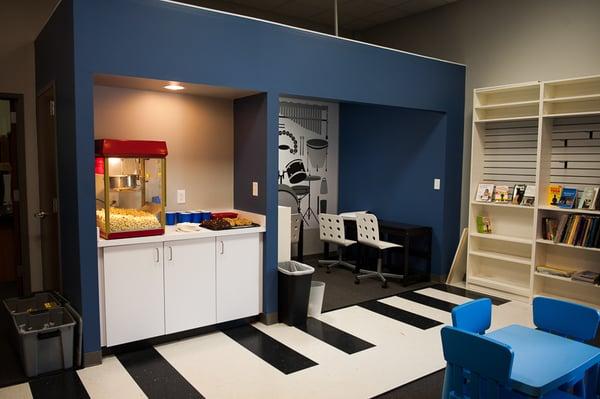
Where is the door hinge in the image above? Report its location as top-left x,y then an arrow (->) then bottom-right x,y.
10,111 -> 17,124
49,100 -> 55,116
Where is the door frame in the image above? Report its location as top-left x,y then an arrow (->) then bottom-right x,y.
0,92 -> 30,294
36,82 -> 62,291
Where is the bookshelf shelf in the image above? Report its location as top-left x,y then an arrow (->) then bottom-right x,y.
468,76 -> 600,308
534,272 -> 600,289
538,205 -> 600,215
468,275 -> 530,297
474,115 -> 539,123
471,201 -> 534,210
470,232 -> 532,245
536,239 -> 600,253
469,250 -> 531,265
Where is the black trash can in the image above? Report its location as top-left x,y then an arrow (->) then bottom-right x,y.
278,261 -> 315,326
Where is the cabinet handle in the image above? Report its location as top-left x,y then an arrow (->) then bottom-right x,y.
168,246 -> 173,261
220,240 -> 224,255
154,247 -> 160,263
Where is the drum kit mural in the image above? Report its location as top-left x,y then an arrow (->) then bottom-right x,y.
278,101 -> 332,227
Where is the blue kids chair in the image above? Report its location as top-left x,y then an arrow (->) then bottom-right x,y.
533,296 -> 600,397
440,326 -> 580,399
451,298 -> 493,334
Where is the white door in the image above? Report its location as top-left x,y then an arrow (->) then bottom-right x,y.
216,233 -> 260,323
164,238 -> 216,334
104,243 -> 165,346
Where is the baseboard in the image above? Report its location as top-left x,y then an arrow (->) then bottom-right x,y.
83,350 -> 103,367
260,312 -> 278,325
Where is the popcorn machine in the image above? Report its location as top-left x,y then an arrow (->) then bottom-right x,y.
95,139 -> 167,239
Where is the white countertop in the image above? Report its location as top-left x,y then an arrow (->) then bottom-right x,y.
98,224 -> 265,248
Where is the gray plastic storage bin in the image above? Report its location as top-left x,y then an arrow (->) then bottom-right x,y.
3,292 -> 61,315
13,307 -> 76,377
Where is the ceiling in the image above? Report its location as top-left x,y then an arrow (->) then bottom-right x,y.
177,0 -> 457,34
95,74 -> 260,99
0,0 -> 59,54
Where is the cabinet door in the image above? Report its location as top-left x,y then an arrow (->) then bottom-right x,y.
104,243 -> 165,346
164,238 -> 216,334
216,233 -> 260,323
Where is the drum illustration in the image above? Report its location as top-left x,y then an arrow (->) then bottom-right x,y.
285,159 -> 307,184
306,138 -> 328,171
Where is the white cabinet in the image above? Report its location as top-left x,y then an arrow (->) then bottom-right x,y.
164,238 -> 216,334
103,243 -> 165,347
216,233 -> 260,323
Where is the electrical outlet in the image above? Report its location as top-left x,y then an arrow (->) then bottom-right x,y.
252,182 -> 259,197
177,189 -> 186,204
434,178 -> 441,190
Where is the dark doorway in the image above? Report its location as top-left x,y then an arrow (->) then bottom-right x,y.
36,84 -> 61,291
0,93 -> 30,388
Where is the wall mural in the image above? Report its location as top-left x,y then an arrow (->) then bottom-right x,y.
278,98 -> 338,230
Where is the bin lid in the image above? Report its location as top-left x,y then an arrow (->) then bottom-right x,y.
278,261 -> 315,276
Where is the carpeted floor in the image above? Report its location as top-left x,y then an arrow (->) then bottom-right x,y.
303,255 -> 434,312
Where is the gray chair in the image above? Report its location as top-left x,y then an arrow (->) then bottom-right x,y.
290,213 -> 302,256
354,213 -> 403,288
317,213 -> 356,273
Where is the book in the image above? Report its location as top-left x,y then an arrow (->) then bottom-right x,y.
572,270 -> 600,285
579,186 -> 599,210
476,216 -> 492,234
554,214 -> 569,243
535,265 -> 577,278
521,185 -> 536,206
547,184 -> 562,206
558,188 -> 577,209
475,183 -> 495,202
512,184 -> 526,205
542,217 -> 558,240
554,214 -> 600,248
493,185 -> 510,203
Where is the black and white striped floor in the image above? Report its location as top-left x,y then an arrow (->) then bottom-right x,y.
0,284 -> 533,399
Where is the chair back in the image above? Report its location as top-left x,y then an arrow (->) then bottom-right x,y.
451,298 -> 492,335
441,326 -> 514,399
356,213 -> 380,248
533,296 -> 600,342
290,214 -> 302,244
319,214 -> 347,246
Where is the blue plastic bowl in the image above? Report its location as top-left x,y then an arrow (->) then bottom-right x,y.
191,212 -> 202,223
165,212 -> 177,226
177,212 -> 192,223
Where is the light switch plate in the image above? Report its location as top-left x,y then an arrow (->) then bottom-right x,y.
177,189 -> 186,204
434,178 -> 441,190
252,182 -> 259,197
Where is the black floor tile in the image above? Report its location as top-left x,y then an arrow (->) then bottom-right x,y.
430,284 -> 509,306
223,324 -> 317,374
29,370 -> 89,399
397,291 -> 457,312
374,370 -> 445,399
358,300 -> 442,330
117,347 -> 203,399
296,317 -> 375,354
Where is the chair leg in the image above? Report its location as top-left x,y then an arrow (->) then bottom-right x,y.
355,252 -> 404,287
319,250 -> 354,273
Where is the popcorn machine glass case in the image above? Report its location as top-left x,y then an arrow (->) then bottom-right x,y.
95,139 -> 167,239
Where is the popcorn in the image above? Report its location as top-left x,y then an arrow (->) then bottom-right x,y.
97,207 -> 161,233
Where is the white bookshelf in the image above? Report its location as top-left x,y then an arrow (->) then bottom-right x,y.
467,76 -> 600,308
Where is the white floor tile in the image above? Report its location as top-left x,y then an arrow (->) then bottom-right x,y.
77,355 -> 146,399
0,383 -> 32,399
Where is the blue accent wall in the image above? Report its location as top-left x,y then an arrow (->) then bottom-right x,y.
339,103 -> 452,275
35,0 -> 464,355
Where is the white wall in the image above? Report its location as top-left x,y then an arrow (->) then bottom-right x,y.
362,0 -> 600,227
93,85 -> 235,211
0,43 -> 42,291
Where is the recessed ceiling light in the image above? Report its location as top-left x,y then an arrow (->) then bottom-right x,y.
164,82 -> 184,91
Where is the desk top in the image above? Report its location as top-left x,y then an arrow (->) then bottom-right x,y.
487,324 -> 600,397
338,211 -> 431,233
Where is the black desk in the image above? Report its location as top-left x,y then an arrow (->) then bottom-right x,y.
323,219 -> 432,286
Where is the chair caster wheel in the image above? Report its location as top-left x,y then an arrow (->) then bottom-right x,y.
354,277 -> 360,284
382,282 -> 388,288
